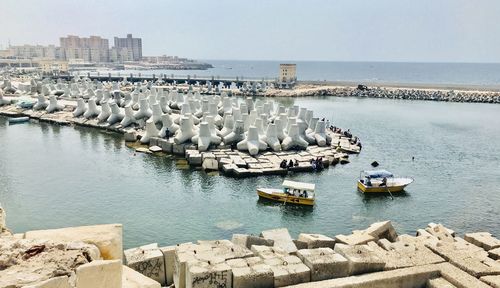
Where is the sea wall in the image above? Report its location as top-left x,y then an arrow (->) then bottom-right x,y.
1,204 -> 499,288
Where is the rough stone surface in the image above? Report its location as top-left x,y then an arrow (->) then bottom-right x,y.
464,232 -> 500,251
480,275 -> 500,288
25,224 -> 123,261
231,234 -> 274,249
23,276 -> 71,288
297,233 -> 335,249
263,255 -> 310,287
227,257 -> 274,288
334,243 -> 385,275
124,243 -> 166,285
335,233 -> 376,246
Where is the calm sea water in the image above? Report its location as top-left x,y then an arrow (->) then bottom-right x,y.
1,97 -> 500,248
112,60 -> 500,86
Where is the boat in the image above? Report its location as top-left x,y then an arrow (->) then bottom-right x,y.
357,169 -> 413,193
257,180 -> 315,206
8,117 -> 30,124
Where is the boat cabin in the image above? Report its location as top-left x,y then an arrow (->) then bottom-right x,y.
282,180 -> 315,198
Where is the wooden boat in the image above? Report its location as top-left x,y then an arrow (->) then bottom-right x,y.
357,170 -> 413,193
8,117 -> 30,124
257,180 -> 315,206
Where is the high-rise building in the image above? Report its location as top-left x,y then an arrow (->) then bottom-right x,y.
60,35 -> 109,63
114,34 -> 142,61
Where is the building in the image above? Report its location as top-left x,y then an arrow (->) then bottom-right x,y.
114,34 -> 142,61
110,47 -> 133,63
8,45 -> 61,60
60,35 -> 109,63
38,59 -> 68,74
278,64 -> 297,88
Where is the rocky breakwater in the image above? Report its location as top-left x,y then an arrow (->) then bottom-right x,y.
263,84 -> 500,104
0,77 -> 361,178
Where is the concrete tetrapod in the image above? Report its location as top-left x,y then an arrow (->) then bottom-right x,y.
95,90 -> 103,104
159,114 -> 179,138
83,98 -> 100,119
313,120 -> 331,147
223,120 -> 245,145
140,120 -> 160,144
97,102 -> 112,123
174,116 -> 196,144
263,123 -> 282,151
159,96 -> 171,114
232,107 -> 242,121
131,93 -> 139,110
46,95 -> 64,113
218,114 -> 234,137
237,126 -> 268,156
306,118 -> 319,134
208,102 -> 223,127
73,98 -> 87,117
192,122 -> 222,151
274,119 -> 287,142
33,94 -> 48,110
254,118 -> 266,137
122,93 -> 132,107
120,105 -> 136,128
149,103 -> 163,124
107,103 -> 124,125
0,90 -> 10,106
282,124 -> 309,150
134,98 -> 152,120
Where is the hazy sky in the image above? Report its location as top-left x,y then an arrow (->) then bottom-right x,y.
1,0 -> 499,62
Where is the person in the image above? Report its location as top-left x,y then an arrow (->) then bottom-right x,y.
165,128 -> 170,140
294,159 -> 299,167
288,159 -> 294,168
365,177 -> 372,186
412,156 -> 415,161
380,177 -> 387,187
280,159 -> 287,169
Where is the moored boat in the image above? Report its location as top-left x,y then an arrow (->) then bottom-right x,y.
357,169 -> 413,193
257,180 -> 315,206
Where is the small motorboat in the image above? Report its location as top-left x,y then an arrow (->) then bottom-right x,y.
257,180 -> 315,206
8,117 -> 30,124
357,169 -> 413,193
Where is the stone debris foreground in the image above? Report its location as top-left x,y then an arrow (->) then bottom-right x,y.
1,209 -> 500,288
0,77 -> 362,178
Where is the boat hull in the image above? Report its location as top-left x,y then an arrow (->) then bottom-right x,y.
357,181 -> 407,193
257,189 -> 314,206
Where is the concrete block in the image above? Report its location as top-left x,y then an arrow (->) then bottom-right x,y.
251,245 -> 288,259
149,137 -> 159,147
188,154 -> 202,166
75,260 -> 122,288
363,220 -> 398,242
196,239 -> 254,260
261,228 -> 298,254
124,131 -> 138,142
173,143 -> 187,155
464,232 -> 500,251
122,265 -> 161,288
231,234 -> 274,249
293,239 -> 308,250
202,158 -> 218,171
334,244 -> 385,275
480,275 -> 500,288
159,246 -> 176,286
264,255 -> 310,287
227,257 -> 274,288
298,233 -> 335,249
425,224 -> 455,243
124,244 -> 166,285
297,248 -> 349,281
427,277 -> 457,288
335,233 -> 376,246
159,139 -> 173,153
489,247 -> 500,260
428,222 -> 455,236
201,152 -> 216,162
218,158 -> 233,169
185,259 -> 232,288
25,224 -> 123,260
23,276 -> 70,288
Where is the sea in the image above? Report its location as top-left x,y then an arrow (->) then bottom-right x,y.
107,60 -> 500,87
1,93 -> 500,247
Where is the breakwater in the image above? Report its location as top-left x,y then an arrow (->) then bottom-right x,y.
1,204 -> 499,287
0,77 -> 361,178
262,84 -> 500,104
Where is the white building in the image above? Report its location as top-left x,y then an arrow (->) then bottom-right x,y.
278,64 -> 297,88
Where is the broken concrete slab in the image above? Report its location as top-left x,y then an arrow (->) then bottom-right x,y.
75,260 -> 122,288
297,233 -> 335,249
464,232 -> 500,251
122,265 -> 161,288
335,233 -> 376,246
261,228 -> 298,254
231,234 -> 274,249
227,257 -> 274,288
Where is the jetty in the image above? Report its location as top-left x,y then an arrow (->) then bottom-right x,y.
1,203 -> 499,287
0,76 -> 361,177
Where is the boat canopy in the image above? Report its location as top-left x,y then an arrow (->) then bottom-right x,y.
364,170 -> 394,179
282,180 -> 315,192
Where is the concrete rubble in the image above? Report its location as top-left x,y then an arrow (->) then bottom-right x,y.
1,200 -> 500,288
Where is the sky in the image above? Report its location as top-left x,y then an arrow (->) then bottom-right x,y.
1,0 -> 499,63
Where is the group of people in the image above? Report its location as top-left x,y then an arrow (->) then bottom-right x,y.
364,177 -> 387,187
284,187 -> 309,198
310,157 -> 324,170
280,159 -> 299,169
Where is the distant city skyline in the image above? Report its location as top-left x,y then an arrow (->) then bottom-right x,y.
1,0 -> 499,63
